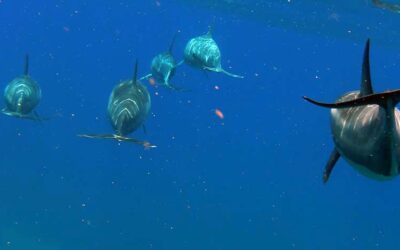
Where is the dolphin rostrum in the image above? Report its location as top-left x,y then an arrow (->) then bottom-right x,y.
184,27 -> 243,78
79,61 -> 156,149
304,39 -> 400,182
141,33 -> 185,91
3,54 -> 43,121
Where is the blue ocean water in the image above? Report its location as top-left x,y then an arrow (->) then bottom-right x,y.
1,1 -> 400,249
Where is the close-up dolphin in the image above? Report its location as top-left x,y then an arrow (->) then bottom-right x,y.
304,39 -> 400,182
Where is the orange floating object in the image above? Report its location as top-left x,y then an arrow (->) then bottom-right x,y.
215,109 -> 224,119
148,77 -> 156,86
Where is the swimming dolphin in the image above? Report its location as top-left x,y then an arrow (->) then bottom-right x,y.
184,28 -> 243,78
141,34 -> 185,91
304,39 -> 400,182
79,61 -> 156,148
3,54 -> 43,121
372,0 -> 400,14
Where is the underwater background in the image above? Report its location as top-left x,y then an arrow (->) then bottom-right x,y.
1,0 -> 400,249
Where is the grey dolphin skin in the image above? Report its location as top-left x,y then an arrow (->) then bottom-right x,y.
79,61 -> 156,149
184,28 -> 243,78
372,0 -> 400,14
303,39 -> 400,183
141,34 -> 185,91
2,54 -> 42,121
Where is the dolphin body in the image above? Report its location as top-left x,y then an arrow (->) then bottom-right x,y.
141,34 -> 184,91
184,29 -> 243,78
3,54 -> 42,121
79,62 -> 155,148
304,39 -> 400,183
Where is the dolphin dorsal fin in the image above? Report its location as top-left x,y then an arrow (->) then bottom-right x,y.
168,32 -> 178,53
206,26 -> 213,37
206,16 -> 216,37
132,60 -> 138,86
360,39 -> 373,96
24,54 -> 29,76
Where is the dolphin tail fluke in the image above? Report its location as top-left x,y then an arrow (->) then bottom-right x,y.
360,39 -> 373,96
78,133 -> 156,149
323,148 -> 341,183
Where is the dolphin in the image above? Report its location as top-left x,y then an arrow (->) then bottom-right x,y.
3,54 -> 43,121
304,39 -> 400,182
372,0 -> 400,14
184,28 -> 243,78
141,34 -> 185,91
79,61 -> 156,149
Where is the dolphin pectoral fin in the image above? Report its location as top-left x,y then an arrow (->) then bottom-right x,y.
2,109 -> 46,122
33,111 -> 40,120
20,113 -> 42,121
118,136 -> 156,149
164,81 -> 190,92
139,74 -> 152,81
224,69 -> 244,78
175,60 -> 184,67
77,134 -> 156,149
27,111 -> 52,122
360,39 -> 373,96
35,112 -> 62,122
323,148 -> 341,183
78,134 -> 116,140
202,70 -> 210,79
33,111 -> 54,122
32,111 -> 45,125
220,68 -> 244,78
303,90 -> 400,109
1,110 -> 25,119
204,66 -> 244,78
169,85 -> 190,92
2,108 -> 13,117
